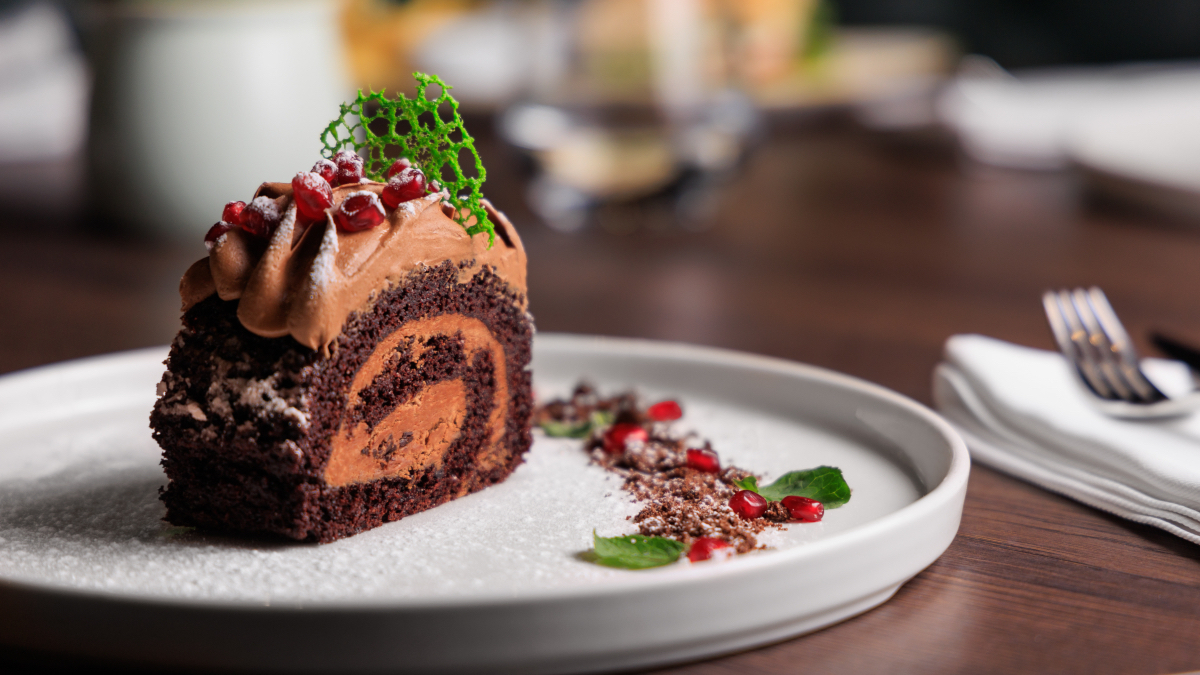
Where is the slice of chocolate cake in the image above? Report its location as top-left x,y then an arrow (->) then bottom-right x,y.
150,76 -> 533,543
152,189 -> 531,543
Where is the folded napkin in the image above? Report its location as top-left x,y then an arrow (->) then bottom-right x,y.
934,334 -> 1200,544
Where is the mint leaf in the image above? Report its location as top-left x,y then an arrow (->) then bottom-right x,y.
591,531 -> 686,569
732,476 -> 759,493
757,466 -> 851,507
590,409 -> 615,428
540,419 -> 592,438
540,410 -> 615,438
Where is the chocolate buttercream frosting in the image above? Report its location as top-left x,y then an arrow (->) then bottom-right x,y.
179,181 -> 527,351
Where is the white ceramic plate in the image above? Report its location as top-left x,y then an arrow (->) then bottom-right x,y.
0,334 -> 969,674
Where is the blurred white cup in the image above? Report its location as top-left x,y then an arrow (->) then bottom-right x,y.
85,0 -> 350,240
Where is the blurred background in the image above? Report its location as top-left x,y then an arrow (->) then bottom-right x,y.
4,0 -> 1200,403
8,4 -> 1200,671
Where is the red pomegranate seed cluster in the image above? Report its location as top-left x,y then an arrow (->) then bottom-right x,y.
534,384 -> 827,560
205,155 -> 436,247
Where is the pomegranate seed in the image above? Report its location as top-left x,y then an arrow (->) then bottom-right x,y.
729,490 -> 767,519
241,196 -> 280,237
333,149 -> 364,186
311,159 -> 337,185
381,168 -> 427,209
687,537 -> 733,562
386,157 -> 413,179
204,222 -> 234,251
647,400 -> 682,421
782,496 -> 824,523
291,171 -> 333,221
221,200 -> 246,225
335,191 -> 386,232
686,448 -> 720,473
603,423 -> 648,454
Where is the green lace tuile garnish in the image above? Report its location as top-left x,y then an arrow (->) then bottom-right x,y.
320,72 -> 493,245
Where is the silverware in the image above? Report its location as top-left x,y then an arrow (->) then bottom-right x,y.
1151,332 -> 1200,374
1042,287 -> 1197,418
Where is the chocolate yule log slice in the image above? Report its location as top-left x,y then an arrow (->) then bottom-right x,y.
150,76 -> 533,543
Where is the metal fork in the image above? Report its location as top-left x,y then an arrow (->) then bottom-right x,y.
1042,287 -> 1198,418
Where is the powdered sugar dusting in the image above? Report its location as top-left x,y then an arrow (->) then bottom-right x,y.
277,202 -> 297,237
248,196 -> 279,222
155,349 -> 310,433
235,375 -> 309,428
308,220 -> 340,295
395,200 -> 419,218
0,431 -> 642,602
204,230 -> 229,253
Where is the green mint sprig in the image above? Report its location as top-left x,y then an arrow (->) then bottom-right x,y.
590,531 -> 687,569
733,466 -> 851,508
320,72 -> 494,245
540,410 -> 615,438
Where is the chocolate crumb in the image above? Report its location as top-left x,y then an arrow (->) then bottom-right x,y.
537,385 -> 792,554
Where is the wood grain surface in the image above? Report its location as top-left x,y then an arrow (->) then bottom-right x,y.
4,117 -> 1200,674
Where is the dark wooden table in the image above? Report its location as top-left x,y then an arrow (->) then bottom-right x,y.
4,117 -> 1200,674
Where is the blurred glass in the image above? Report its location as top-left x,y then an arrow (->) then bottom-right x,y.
84,0 -> 351,240
0,2 -> 87,164
0,1 -> 89,223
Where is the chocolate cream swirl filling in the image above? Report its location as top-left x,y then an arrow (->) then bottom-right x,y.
178,181 -> 527,352
323,315 -> 510,487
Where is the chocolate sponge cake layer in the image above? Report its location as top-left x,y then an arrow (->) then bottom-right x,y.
150,261 -> 533,543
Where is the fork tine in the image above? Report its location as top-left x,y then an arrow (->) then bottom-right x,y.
1062,289 -> 1128,400
1043,289 -> 1117,399
1069,288 -> 1137,402
1083,287 -> 1168,402
1042,291 -> 1074,353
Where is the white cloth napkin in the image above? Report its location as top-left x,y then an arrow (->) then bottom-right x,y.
934,334 -> 1200,544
